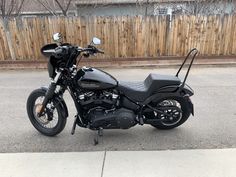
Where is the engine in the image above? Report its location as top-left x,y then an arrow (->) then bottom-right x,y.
77,90 -> 137,129
87,108 -> 136,129
78,90 -> 119,111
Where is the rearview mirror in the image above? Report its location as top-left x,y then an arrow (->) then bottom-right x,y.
53,33 -> 62,42
92,37 -> 101,45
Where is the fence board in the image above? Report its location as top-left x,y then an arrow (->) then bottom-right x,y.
0,15 -> 236,61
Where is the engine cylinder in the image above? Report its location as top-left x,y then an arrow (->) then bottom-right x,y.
78,90 -> 118,110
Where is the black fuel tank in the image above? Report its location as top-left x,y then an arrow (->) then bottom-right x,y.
76,67 -> 118,90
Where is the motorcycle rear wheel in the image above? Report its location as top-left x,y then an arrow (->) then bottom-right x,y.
26,89 -> 67,136
148,97 -> 191,130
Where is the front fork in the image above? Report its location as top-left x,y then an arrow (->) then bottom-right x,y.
38,71 -> 62,116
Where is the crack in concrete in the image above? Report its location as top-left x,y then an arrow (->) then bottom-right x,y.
101,150 -> 107,177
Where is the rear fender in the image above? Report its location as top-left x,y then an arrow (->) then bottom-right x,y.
182,84 -> 194,97
156,85 -> 179,93
156,84 -> 194,96
179,85 -> 194,115
41,86 -> 68,118
143,85 -> 194,116
185,96 -> 194,116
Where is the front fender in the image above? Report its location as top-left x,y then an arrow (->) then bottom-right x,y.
41,86 -> 68,118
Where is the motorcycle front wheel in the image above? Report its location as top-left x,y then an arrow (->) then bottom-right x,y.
26,89 -> 67,136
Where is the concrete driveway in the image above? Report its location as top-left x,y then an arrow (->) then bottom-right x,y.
0,66 -> 236,152
1,149 -> 236,177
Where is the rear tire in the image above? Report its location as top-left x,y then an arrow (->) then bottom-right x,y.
26,89 -> 67,136
148,97 -> 191,130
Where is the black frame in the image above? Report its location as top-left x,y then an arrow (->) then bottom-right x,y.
69,49 -> 197,127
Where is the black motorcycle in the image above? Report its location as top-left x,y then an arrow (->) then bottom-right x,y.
27,33 -> 198,144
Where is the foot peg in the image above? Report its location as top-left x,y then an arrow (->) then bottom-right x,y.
94,128 -> 103,145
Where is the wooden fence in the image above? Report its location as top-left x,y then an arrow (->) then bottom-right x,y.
0,15 -> 236,61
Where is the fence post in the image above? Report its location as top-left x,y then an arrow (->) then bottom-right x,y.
2,18 -> 16,60
165,14 -> 172,55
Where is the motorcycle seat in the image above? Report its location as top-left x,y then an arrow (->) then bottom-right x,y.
118,74 -> 181,102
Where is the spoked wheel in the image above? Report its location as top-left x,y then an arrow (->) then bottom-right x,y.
148,97 -> 191,130
27,89 -> 67,136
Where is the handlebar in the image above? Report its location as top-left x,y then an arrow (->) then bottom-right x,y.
96,48 -> 105,54
78,46 -> 104,54
75,45 -> 104,66
54,45 -> 104,57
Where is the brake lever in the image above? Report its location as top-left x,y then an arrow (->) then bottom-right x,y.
98,49 -> 104,54
95,48 -> 104,54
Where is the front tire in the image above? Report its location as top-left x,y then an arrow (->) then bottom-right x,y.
26,89 -> 67,136
147,97 -> 191,130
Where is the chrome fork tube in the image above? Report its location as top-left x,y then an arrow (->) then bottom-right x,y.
38,71 -> 61,116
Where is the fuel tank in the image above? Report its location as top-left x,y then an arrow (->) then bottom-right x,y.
76,67 -> 118,90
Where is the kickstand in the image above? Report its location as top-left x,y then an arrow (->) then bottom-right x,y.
94,128 -> 103,145
71,115 -> 78,135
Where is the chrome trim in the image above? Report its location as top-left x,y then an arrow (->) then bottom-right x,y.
43,49 -> 55,53
52,71 -> 61,83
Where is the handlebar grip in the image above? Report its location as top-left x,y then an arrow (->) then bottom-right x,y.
83,48 -> 104,54
97,48 -> 104,54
